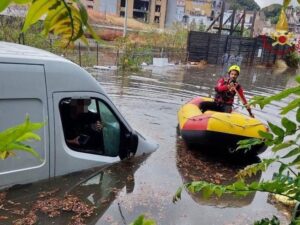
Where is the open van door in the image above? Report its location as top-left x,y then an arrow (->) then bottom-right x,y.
53,92 -> 140,176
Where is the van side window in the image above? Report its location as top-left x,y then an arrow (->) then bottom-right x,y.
59,98 -> 120,156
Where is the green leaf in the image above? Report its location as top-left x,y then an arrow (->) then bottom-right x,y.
214,186 -> 224,197
281,98 -> 300,115
254,216 -> 280,225
76,0 -> 88,25
258,130 -> 274,140
232,180 -> 247,190
273,136 -> 284,145
129,215 -> 156,225
0,151 -> 9,160
0,115 -> 44,160
291,155 -> 300,166
87,23 -> 102,43
0,0 -> 11,12
6,142 -> 41,159
278,163 -> 288,174
250,87 -> 300,110
283,0 -> 292,7
22,0 -> 57,32
13,0 -> 31,3
296,76 -> 300,84
281,117 -> 297,135
43,4 -> 66,35
237,138 -> 264,151
297,107 -> 300,123
202,185 -> 214,198
283,147 -> 300,159
236,158 -> 277,179
172,186 -> 182,203
17,132 -> 41,142
274,86 -> 300,100
268,122 -> 285,137
249,182 -> 259,189
130,215 -> 144,225
272,141 -> 295,152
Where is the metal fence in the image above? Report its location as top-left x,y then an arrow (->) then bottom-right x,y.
187,31 -> 292,65
18,37 -> 188,68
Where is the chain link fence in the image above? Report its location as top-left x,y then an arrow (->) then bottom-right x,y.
18,37 -> 187,68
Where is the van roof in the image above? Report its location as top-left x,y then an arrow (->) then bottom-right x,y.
0,41 -> 69,62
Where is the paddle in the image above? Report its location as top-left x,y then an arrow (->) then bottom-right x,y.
232,86 -> 255,118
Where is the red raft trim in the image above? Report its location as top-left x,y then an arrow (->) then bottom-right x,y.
181,97 -> 215,131
189,96 -> 210,105
182,115 -> 209,131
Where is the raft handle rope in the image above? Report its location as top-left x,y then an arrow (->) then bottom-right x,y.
182,114 -> 265,129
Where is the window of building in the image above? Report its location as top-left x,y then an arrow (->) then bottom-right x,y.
120,0 -> 126,7
156,5 -> 161,12
134,0 -> 149,11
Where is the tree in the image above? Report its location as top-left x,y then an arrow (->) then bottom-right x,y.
0,0 -> 99,46
261,4 -> 282,24
227,0 -> 260,11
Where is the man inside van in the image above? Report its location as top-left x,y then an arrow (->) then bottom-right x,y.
62,99 -> 104,151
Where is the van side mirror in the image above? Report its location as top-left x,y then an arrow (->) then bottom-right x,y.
120,131 -> 138,159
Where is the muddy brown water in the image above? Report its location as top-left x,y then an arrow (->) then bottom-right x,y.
0,65 -> 298,225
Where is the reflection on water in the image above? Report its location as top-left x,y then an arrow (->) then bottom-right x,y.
0,156 -> 148,225
176,136 -> 261,208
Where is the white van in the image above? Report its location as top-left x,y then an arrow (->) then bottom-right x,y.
0,42 -> 158,189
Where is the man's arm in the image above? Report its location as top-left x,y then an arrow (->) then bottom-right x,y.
215,78 -> 230,92
235,85 -> 254,118
236,85 -> 247,105
67,136 -> 80,145
87,111 -> 103,132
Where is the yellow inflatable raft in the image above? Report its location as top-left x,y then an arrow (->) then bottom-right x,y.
177,97 -> 268,155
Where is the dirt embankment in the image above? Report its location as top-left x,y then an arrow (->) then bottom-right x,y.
87,9 -> 155,41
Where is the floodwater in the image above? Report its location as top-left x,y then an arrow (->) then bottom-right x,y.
0,64 -> 298,225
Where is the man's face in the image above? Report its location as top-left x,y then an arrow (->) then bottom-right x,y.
229,70 -> 239,81
73,100 -> 89,114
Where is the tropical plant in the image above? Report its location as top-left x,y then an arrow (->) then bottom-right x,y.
0,114 -> 44,160
173,76 -> 300,224
0,0 -> 99,46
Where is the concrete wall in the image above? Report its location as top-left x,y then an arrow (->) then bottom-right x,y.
185,0 -> 212,17
149,0 -> 168,28
98,0 -> 118,14
165,0 -> 178,27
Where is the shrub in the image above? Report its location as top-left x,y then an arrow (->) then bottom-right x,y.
285,51 -> 300,68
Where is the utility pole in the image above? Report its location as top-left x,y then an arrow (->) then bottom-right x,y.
123,0 -> 128,37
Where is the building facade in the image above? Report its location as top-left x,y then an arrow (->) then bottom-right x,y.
118,0 -> 168,29
166,0 -> 214,28
185,0 -> 212,18
83,0 -> 168,28
82,0 -> 100,10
